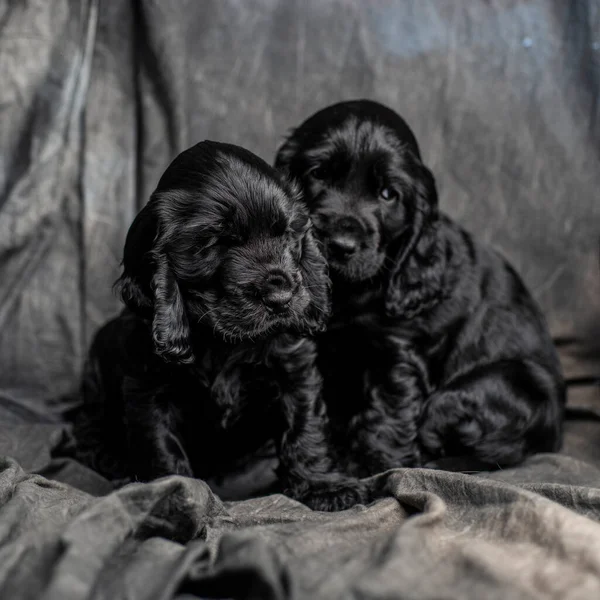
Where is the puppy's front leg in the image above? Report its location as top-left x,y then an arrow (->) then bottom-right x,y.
122,376 -> 193,481
273,336 -> 369,511
352,338 -> 429,474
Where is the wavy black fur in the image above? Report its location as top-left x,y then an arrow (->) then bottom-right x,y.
69,140 -> 367,511
275,100 -> 566,475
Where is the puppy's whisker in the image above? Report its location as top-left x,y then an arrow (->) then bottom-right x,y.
300,284 -> 324,291
308,303 -> 328,315
197,305 -> 220,323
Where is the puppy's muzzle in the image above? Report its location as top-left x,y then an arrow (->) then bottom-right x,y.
261,270 -> 294,313
326,216 -> 364,263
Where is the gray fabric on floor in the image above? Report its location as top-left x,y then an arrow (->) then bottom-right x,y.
3,454 -> 600,599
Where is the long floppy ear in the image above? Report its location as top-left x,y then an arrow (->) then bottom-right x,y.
150,252 -> 194,364
115,196 -> 194,364
385,161 -> 446,319
301,228 -> 331,333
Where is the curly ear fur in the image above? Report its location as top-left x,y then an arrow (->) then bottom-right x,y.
150,252 -> 194,364
115,197 -> 194,364
279,173 -> 331,334
301,228 -> 331,333
385,159 -> 446,319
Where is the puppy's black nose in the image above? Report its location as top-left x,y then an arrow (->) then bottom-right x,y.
261,271 -> 293,312
329,236 -> 358,260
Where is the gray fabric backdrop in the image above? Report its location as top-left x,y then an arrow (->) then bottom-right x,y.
0,0 -> 599,408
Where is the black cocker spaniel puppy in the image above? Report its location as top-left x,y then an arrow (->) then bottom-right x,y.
275,100 -> 566,476
70,140 -> 366,511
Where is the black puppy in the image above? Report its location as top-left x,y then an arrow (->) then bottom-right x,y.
275,100 -> 565,475
70,140 -> 366,510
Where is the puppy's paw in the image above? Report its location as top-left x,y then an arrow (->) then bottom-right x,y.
297,480 -> 369,512
420,391 -> 483,455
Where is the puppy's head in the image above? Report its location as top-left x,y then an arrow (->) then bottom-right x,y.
116,140 -> 329,363
275,100 -> 438,292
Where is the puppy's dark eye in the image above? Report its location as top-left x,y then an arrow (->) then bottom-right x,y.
379,187 -> 399,203
308,165 -> 329,181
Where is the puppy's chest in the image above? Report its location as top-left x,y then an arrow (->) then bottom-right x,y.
176,352 -> 281,478
318,317 -> 445,413
192,350 -> 280,425
317,322 -> 391,411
